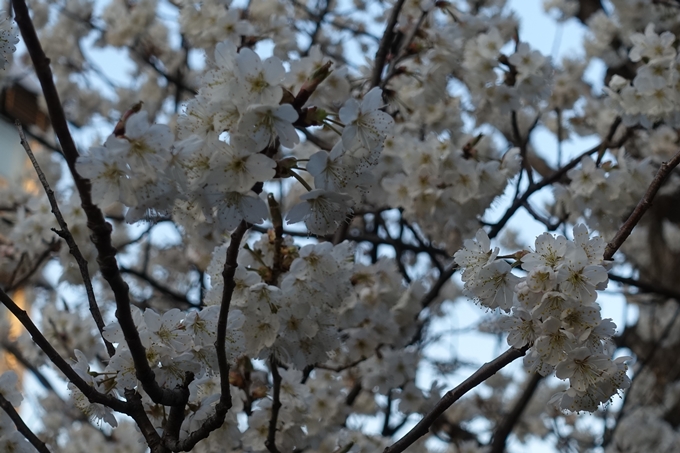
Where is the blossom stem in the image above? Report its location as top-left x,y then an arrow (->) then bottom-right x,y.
290,170 -> 314,191
324,117 -> 345,127
322,121 -> 343,136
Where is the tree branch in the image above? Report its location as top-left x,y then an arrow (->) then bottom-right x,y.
371,0 -> 408,87
120,266 -> 198,309
0,288 -> 129,414
265,357 -> 283,453
488,117 -> 624,239
603,148 -> 680,260
489,372 -> 542,453
166,221 -> 248,451
0,393 -> 51,453
11,0 -> 184,406
383,346 -> 529,453
608,273 -> 680,301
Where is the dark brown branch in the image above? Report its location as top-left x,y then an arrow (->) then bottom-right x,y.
490,146 -> 598,238
0,288 -> 129,414
2,340 -> 56,393
0,393 -> 51,453
489,372 -> 542,453
381,389 -> 394,436
371,0 -> 408,87
124,389 -> 168,453
16,121 -> 115,358
511,111 -> 540,186
422,262 -> 458,309
12,0 -> 183,406
165,221 -> 248,451
608,273 -> 680,301
383,346 -> 529,453
267,195 -> 285,285
249,225 -> 449,258
521,200 -> 562,231
162,372 -> 194,448
603,148 -> 680,260
265,357 -> 283,453
345,381 -> 362,406
291,0 -> 380,43
488,117 -> 624,239
120,266 -> 197,308
2,340 -> 118,442
5,242 -> 57,293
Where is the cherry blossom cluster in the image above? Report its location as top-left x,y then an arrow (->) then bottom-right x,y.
463,28 -> 553,115
75,39 -> 394,236
455,225 -> 631,412
605,24 -> 680,128
381,136 -> 521,248
58,231 -> 438,444
554,152 -> 655,236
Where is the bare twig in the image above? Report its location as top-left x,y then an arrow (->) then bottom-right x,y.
488,117 -> 625,239
5,243 -> 57,292
489,372 -> 542,453
383,346 -> 529,453
511,111 -> 540,186
2,340 -> 56,393
16,121 -> 115,358
381,389 -> 394,436
422,262 -> 458,308
608,273 -> 680,301
120,266 -> 198,308
265,357 -> 283,453
0,393 -> 51,453
603,148 -> 680,260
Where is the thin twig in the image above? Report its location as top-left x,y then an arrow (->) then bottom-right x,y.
5,243 -> 57,293
422,262 -> 458,308
488,117 -> 625,239
265,357 -> 283,453
120,266 -> 198,308
16,121 -> 115,358
381,389 -> 393,436
489,372 -> 542,453
0,393 -> 51,453
608,273 -> 680,301
383,346 -> 529,453
2,340 -> 56,393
